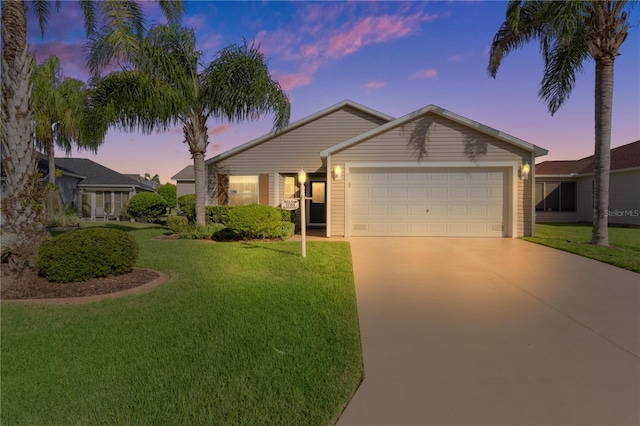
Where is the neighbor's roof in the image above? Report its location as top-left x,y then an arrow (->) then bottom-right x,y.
206,100 -> 393,165
536,140 -> 640,175
171,165 -> 195,181
320,104 -> 548,158
55,158 -> 151,188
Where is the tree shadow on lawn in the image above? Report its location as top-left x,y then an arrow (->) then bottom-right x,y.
240,242 -> 301,257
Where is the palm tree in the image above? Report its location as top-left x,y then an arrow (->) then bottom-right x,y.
32,56 -> 97,185
488,0 -> 630,246
84,25 -> 290,225
0,1 -> 183,274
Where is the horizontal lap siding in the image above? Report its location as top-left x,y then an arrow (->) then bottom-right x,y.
213,107 -> 387,175
332,113 -> 534,237
608,170 -> 640,225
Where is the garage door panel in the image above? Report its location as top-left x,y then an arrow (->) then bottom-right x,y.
350,168 -> 507,237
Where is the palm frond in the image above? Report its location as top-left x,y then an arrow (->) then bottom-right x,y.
29,0 -> 57,37
155,0 -> 184,26
80,0 -> 97,37
201,41 -> 290,132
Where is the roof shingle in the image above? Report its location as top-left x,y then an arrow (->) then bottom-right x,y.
536,140 -> 640,175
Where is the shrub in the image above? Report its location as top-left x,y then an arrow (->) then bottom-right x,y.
278,221 -> 295,240
212,227 -> 241,242
205,205 -> 232,225
178,194 -> 196,223
47,213 -> 80,228
166,215 -> 189,234
157,183 -> 177,209
178,223 -> 226,240
226,204 -> 283,240
127,192 -> 167,222
36,228 -> 139,283
277,208 -> 296,223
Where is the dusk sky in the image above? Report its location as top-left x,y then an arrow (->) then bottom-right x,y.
27,1 -> 640,184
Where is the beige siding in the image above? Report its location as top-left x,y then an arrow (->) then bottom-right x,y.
176,181 -> 195,199
577,177 -> 592,222
210,107 -> 388,176
331,113 -> 534,237
608,170 -> 640,225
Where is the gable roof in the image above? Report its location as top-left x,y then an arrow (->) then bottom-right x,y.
206,100 -> 393,165
171,165 -> 195,181
320,104 -> 548,158
55,158 -> 153,189
536,140 -> 640,175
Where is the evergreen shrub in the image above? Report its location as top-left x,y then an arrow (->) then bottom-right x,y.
127,193 -> 167,222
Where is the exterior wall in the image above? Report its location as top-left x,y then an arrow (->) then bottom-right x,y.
607,170 -> 640,225
176,180 -> 195,199
330,113 -> 533,237
539,170 -> 640,226
207,106 -> 388,206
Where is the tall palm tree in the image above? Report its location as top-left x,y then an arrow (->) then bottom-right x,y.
488,0 -> 630,246
84,25 -> 290,225
32,56 -> 96,185
0,1 -> 183,274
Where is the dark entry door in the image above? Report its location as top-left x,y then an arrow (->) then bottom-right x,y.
308,181 -> 326,225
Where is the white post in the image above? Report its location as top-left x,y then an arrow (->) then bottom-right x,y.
300,181 -> 306,258
298,169 -> 307,258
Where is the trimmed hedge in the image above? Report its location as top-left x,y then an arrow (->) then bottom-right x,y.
157,183 -> 177,209
226,204 -> 284,240
36,228 -> 139,283
178,223 -> 226,240
178,194 -> 196,223
205,205 -> 232,224
127,192 -> 167,222
166,215 -> 189,233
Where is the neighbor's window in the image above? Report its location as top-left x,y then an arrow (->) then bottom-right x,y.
284,176 -> 296,199
536,181 -> 576,212
228,176 -> 259,205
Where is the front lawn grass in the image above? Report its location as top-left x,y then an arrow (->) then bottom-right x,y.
525,223 -> 640,273
1,223 -> 362,425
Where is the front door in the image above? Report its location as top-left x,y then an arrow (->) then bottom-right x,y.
308,181 -> 326,226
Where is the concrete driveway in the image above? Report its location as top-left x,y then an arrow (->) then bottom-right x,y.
337,238 -> 639,426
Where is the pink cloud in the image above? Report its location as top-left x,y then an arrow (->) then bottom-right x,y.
448,51 -> 474,62
274,71 -> 313,91
208,124 -> 230,138
361,81 -> 386,92
409,68 -> 438,80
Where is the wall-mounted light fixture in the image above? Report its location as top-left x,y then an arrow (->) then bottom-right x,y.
333,164 -> 343,181
520,162 -> 531,180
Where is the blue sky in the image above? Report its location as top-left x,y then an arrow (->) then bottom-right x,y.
28,1 -> 640,184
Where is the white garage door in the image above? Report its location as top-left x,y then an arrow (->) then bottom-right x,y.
349,168 -> 507,237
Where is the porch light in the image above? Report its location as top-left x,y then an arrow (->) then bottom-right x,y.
520,162 -> 531,180
333,164 -> 343,181
298,169 -> 307,185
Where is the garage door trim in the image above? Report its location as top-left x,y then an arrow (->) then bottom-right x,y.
344,161 -> 519,238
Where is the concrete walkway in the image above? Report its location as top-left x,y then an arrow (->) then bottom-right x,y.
337,238 -> 639,426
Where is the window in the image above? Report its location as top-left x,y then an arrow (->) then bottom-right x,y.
229,176 -> 259,205
284,176 -> 296,199
536,181 -> 576,212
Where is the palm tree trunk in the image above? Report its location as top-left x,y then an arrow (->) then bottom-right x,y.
1,0 -> 47,274
184,113 -> 209,226
48,138 -> 56,185
591,56 -> 614,246
193,150 -> 207,226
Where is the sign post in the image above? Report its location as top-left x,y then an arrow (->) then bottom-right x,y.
298,169 -> 307,258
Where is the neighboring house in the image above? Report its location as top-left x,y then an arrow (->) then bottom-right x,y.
171,165 -> 195,198
203,100 -> 548,238
124,174 -> 159,191
536,140 -> 640,226
54,158 -> 155,220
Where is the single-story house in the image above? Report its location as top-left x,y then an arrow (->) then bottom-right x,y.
200,100 -> 547,238
53,158 -> 156,220
1,156 -> 155,224
536,140 -> 640,226
171,165 -> 195,198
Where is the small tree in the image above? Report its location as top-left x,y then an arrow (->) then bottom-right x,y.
157,183 -> 177,210
126,192 -> 167,222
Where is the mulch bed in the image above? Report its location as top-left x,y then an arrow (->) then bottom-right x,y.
1,266 -> 161,300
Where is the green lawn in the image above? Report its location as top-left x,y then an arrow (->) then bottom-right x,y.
1,223 -> 362,425
525,223 -> 640,273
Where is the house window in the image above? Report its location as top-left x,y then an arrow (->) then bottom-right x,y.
284,176 -> 296,199
536,181 -> 576,212
229,176 -> 259,205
